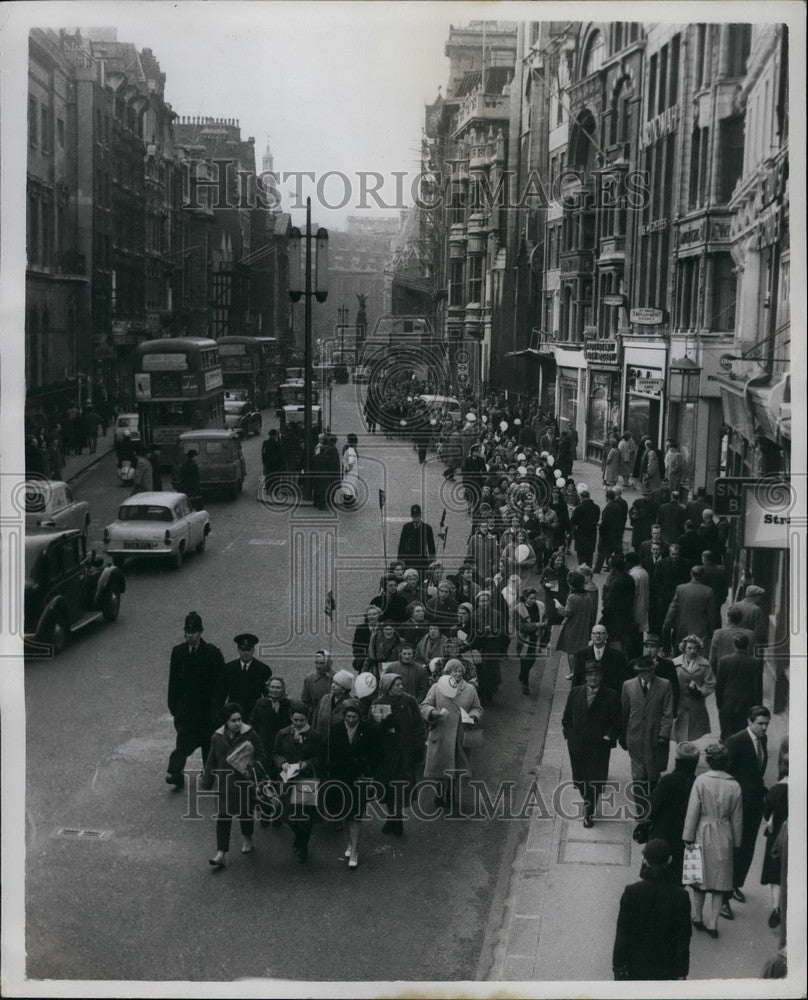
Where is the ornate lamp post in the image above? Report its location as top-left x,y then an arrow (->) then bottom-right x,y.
288,197 -> 328,498
668,355 -> 702,402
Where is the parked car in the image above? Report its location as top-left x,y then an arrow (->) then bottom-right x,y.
103,491 -> 210,570
280,404 -> 323,433
24,529 -> 125,657
113,413 -> 141,446
224,399 -> 262,437
25,480 -> 90,540
275,380 -> 319,416
177,429 -> 246,500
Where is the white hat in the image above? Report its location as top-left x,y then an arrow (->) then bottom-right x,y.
333,669 -> 356,690
546,455 -> 555,467
353,672 -> 377,699
437,674 -> 460,699
577,483 -> 588,494
499,420 -> 509,432
517,466 -> 528,477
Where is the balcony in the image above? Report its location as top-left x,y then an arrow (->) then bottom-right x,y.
559,249 -> 594,275
597,236 -> 626,263
453,91 -> 510,138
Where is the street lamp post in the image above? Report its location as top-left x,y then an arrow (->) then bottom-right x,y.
288,197 -> 328,499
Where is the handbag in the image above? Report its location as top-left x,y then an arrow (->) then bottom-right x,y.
681,843 -> 704,886
463,725 -> 484,749
286,778 -> 320,807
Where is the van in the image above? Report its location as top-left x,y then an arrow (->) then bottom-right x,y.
417,394 -> 463,424
177,429 -> 246,500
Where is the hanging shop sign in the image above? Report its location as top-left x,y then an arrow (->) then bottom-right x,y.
584,340 -> 620,365
713,476 -> 759,517
603,295 -> 624,306
630,307 -> 665,325
640,105 -> 679,148
627,366 -> 664,396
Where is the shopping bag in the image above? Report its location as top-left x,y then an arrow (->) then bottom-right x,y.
681,843 -> 703,886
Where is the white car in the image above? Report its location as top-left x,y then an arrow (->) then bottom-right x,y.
103,491 -> 210,570
114,413 -> 141,445
25,480 -> 91,539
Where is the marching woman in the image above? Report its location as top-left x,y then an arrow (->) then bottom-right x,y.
415,622 -> 447,667
372,673 -> 426,836
514,586 -> 547,695
671,635 -> 716,743
250,677 -> 293,777
420,659 -> 483,809
202,702 -> 266,869
324,699 -> 377,869
273,702 -> 325,863
364,623 -> 402,679
312,670 -> 356,750
555,570 -> 593,681
340,433 -> 359,508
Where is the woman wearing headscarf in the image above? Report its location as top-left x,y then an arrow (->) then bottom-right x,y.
312,669 -> 356,750
415,622 -> 447,667
203,702 -> 266,868
273,701 -> 325,863
250,678 -> 293,778
420,659 -> 483,809
761,736 -> 788,929
426,580 -> 459,628
323,698 -> 376,869
682,743 -> 743,938
372,673 -> 426,836
579,565 -> 600,633
646,741 -> 701,882
514,587 -> 547,696
471,590 -> 505,707
672,635 -> 716,742
555,570 -> 593,680
397,568 -> 424,607
441,636 -> 479,688
601,437 -> 621,487
365,622 -> 402,678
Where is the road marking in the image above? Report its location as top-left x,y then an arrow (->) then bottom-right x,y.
55,828 -> 113,841
223,541 -> 235,552
249,539 -> 287,546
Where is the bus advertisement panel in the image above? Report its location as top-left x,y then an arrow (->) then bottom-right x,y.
135,338 -> 225,467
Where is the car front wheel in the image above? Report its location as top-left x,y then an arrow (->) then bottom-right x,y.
49,612 -> 69,656
102,589 -> 121,622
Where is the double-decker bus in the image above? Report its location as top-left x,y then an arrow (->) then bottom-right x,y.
134,338 -> 225,467
218,336 -> 279,409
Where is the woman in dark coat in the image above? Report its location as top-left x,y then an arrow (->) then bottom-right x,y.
540,550 -> 570,626
324,699 -> 377,869
555,570 -> 593,679
202,702 -> 266,868
550,486 -> 571,550
371,673 -> 426,835
647,741 -> 701,881
556,431 -> 573,478
273,702 -> 325,863
470,591 -> 505,707
250,678 -> 293,778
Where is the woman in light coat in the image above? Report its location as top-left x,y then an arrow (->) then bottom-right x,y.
340,433 -> 359,507
682,743 -> 743,937
672,635 -> 716,742
601,438 -> 621,487
420,659 -> 483,808
555,570 -> 592,679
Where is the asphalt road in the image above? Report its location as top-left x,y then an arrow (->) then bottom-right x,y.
24,384 -> 553,983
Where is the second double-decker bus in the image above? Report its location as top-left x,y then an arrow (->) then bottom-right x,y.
135,338 -> 225,467
218,335 -> 279,410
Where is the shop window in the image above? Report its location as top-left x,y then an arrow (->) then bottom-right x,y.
712,253 -> 737,330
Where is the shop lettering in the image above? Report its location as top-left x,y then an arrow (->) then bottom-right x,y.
641,217 -> 669,236
763,513 -> 791,524
678,224 -> 703,246
640,106 -> 679,148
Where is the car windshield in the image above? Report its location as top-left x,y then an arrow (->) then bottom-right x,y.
225,402 -> 246,414
118,417 -> 132,427
118,505 -> 174,522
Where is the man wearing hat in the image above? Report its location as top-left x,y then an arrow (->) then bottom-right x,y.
737,585 -> 767,644
562,661 -> 621,827
715,633 -> 764,741
657,490 -> 687,546
397,504 -> 436,572
219,634 -> 272,721
620,655 -> 674,797
166,612 -> 225,790
612,838 -> 692,981
177,449 -> 201,505
461,443 -> 488,515
630,634 -> 679,715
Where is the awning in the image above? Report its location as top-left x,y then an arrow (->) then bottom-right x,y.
505,347 -> 556,363
749,373 -> 790,442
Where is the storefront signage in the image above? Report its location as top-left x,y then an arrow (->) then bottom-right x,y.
204,367 -> 224,391
742,481 -> 792,548
142,353 -> 188,372
633,377 -> 664,394
753,204 -> 783,249
640,105 -> 679,148
603,295 -> 624,306
640,217 -> 669,236
630,307 -> 665,325
713,476 -> 759,517
584,340 -> 620,365
678,223 -> 703,247
710,221 -> 731,241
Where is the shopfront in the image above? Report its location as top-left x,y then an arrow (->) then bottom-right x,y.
557,366 -> 580,433
623,344 -> 667,449
583,339 -> 622,461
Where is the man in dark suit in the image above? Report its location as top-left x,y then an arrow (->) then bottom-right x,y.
677,520 -> 703,567
629,634 -> 679,716
641,540 -> 665,587
657,491 -> 687,546
715,634 -> 764,740
612,485 -> 629,537
697,508 -> 724,560
571,625 -> 631,691
571,488 -> 600,568
724,706 -> 771,918
371,576 -> 409,623
562,661 -> 621,826
219,633 -> 272,721
612,838 -> 692,981
600,555 -> 635,654
700,550 -> 728,611
166,611 -> 225,790
650,542 -> 691,634
709,606 -> 757,675
397,504 -> 436,572
662,565 -> 717,653
686,487 -> 710,526
629,492 -> 657,551
594,490 -> 624,573
640,524 -> 670,562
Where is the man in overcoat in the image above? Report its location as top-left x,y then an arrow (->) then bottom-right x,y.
656,490 -> 687,546
649,541 -> 690,634
736,585 -> 767,644
562,662 -> 621,826
571,625 -> 631,691
620,658 -> 674,796
599,555 -> 635,654
662,565 -> 717,654
612,838 -> 692,981
724,705 -> 770,917
594,489 -> 624,573
715,633 -> 764,740
570,488 -> 600,568
397,504 -> 436,572
166,611 -> 225,790
219,633 -> 272,721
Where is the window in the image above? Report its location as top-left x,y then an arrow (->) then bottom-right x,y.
56,117 -> 65,147
40,106 -> 50,153
581,30 -> 604,77
669,35 -> 680,106
60,539 -> 80,574
695,24 -> 707,89
449,258 -> 464,306
719,115 -> 744,202
468,255 -> 482,303
647,54 -> 657,121
613,23 -> 623,53
556,89 -> 564,126
712,253 -> 737,330
28,195 -> 39,265
727,24 -> 751,77
29,97 -> 38,148
658,46 -> 668,115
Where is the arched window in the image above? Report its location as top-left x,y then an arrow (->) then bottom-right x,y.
581,30 -> 605,78
570,110 -> 597,172
611,78 -> 633,146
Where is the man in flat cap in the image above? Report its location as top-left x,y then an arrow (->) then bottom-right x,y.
397,504 -> 436,572
166,611 -> 225,790
219,633 -> 272,721
737,585 -> 767,645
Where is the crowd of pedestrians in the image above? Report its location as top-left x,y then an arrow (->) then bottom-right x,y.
25,390 -> 114,480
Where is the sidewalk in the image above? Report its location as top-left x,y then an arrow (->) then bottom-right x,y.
485,571 -> 788,985
63,426 -> 115,483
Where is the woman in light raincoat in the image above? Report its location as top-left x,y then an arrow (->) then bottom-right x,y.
341,433 -> 359,507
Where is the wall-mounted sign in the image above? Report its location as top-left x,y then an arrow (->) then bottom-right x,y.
742,482 -> 792,548
627,367 -> 663,396
633,377 -> 664,394
713,476 -> 758,517
204,368 -> 223,391
603,295 -> 624,306
630,307 -> 665,325
584,340 -> 620,365
640,105 -> 679,148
